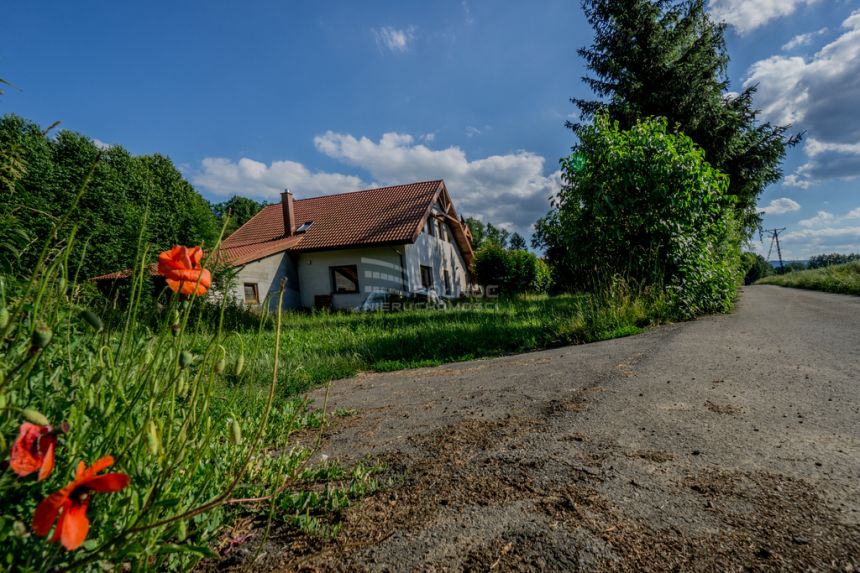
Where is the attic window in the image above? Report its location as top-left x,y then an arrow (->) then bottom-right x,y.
296,221 -> 313,234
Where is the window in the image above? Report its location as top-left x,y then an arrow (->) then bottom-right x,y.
243,283 -> 259,304
444,270 -> 451,294
420,265 -> 434,289
296,220 -> 313,233
331,265 -> 359,294
427,217 -> 436,237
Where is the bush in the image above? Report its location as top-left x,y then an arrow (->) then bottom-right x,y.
474,244 -> 551,294
740,252 -> 773,285
536,114 -> 742,316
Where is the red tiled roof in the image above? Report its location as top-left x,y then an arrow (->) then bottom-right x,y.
219,180 -> 456,266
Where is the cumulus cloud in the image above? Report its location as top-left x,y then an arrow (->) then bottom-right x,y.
313,131 -> 562,232
709,0 -> 821,35
799,210 -> 835,227
193,132 -> 561,236
92,138 -> 112,150
192,157 -> 364,201
782,27 -> 828,51
760,197 -> 801,214
372,26 -> 415,52
745,9 -> 860,187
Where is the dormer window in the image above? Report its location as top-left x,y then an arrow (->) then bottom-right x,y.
296,221 -> 313,234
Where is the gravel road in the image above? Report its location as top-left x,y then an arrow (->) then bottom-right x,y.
229,286 -> 860,571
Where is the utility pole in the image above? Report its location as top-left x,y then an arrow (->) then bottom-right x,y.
763,228 -> 786,272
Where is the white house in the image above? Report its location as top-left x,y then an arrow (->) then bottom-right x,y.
217,180 -> 475,310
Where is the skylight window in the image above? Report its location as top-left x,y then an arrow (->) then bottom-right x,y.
296,221 -> 313,234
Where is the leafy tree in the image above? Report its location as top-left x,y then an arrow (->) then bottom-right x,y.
543,114 -> 742,315
807,253 -> 860,269
571,0 -> 799,232
474,243 -> 551,294
509,232 -> 527,251
484,223 -> 510,249
0,114 -> 219,279
212,195 -> 267,237
740,252 -> 773,284
464,216 -> 486,250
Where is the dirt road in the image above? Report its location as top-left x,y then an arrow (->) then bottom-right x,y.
244,286 -> 860,571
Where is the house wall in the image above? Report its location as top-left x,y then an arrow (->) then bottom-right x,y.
404,211 -> 470,297
230,252 -> 301,310
297,246 -> 407,310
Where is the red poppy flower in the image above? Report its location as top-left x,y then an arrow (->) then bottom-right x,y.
9,422 -> 56,481
33,456 -> 130,551
157,245 -> 212,296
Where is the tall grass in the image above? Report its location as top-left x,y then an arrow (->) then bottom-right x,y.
756,261 -> 860,296
0,210 -> 380,571
212,280 -> 675,398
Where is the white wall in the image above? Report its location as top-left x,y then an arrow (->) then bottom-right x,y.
231,252 -> 301,310
404,214 -> 469,297
297,247 -> 407,310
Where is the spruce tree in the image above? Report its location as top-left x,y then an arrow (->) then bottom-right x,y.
571,0 -> 799,232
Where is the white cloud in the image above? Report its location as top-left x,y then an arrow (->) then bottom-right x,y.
782,27 -> 828,51
192,157 -> 364,201
799,210 -> 835,227
709,0 -> 821,35
760,197 -> 801,214
846,207 -> 860,219
313,131 -> 562,232
464,126 -> 481,138
745,10 -> 860,187
193,132 -> 561,236
92,138 -> 112,150
372,26 -> 415,52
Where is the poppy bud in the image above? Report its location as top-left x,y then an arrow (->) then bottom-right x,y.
81,309 -> 103,331
176,520 -> 187,541
146,420 -> 160,455
171,309 -> 181,325
229,418 -> 242,445
22,408 -> 50,426
171,323 -> 181,337
0,432 -> 6,454
176,372 -> 188,396
0,392 -> 5,409
179,351 -> 193,369
214,345 -> 226,374
234,353 -> 245,377
0,306 -> 9,330
32,325 -> 52,349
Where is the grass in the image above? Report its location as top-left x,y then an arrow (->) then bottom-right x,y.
206,286 -> 674,400
755,261 -> 860,296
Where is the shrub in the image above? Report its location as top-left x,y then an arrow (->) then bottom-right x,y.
537,114 -> 742,316
740,252 -> 773,285
474,244 -> 551,294
806,253 -> 860,270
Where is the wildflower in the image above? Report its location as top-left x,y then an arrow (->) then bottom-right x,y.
157,245 -> 211,296
33,456 -> 129,551
10,422 -> 57,481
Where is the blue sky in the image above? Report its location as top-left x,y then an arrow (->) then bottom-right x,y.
3,0 -> 860,258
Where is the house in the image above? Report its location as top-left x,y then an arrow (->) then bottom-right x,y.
217,180 -> 474,310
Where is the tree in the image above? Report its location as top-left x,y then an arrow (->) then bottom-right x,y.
212,195 -> 267,237
509,232 -> 527,251
473,243 -> 551,294
484,223 -> 510,249
571,0 -> 798,232
740,252 -> 773,285
545,114 -> 742,315
464,217 -> 486,250
0,114 -> 219,279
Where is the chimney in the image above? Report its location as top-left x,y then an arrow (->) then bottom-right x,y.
281,189 -> 296,236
